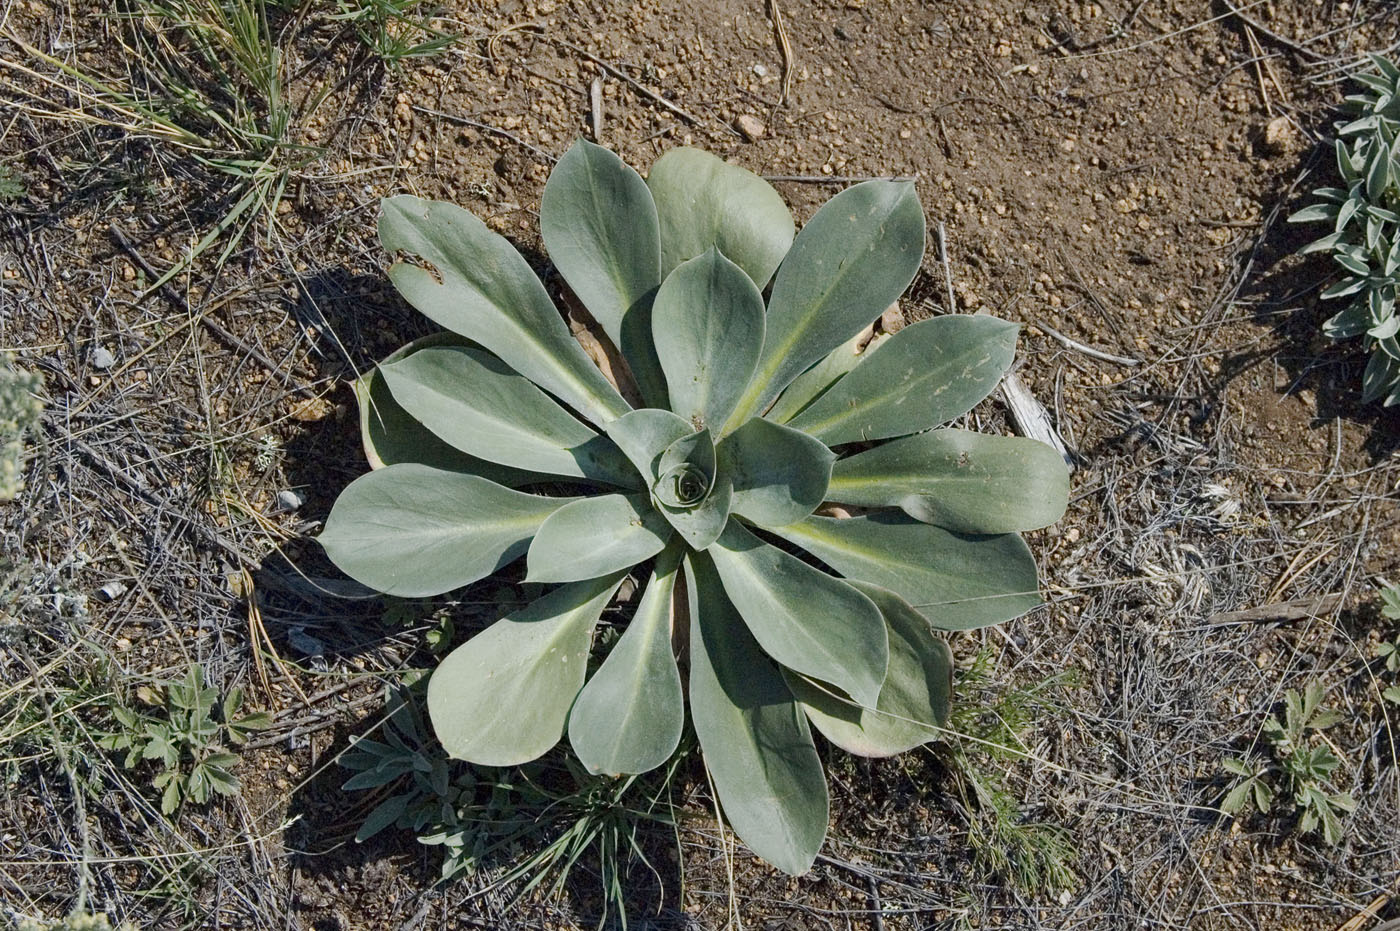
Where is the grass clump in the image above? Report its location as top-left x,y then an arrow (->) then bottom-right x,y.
1289,54 -> 1400,405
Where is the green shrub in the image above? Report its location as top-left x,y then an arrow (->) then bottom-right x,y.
1289,54 -> 1400,406
0,355 -> 42,502
320,140 -> 1069,874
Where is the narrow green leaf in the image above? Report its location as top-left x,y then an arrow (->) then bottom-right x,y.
828,429 -> 1069,533
708,521 -> 887,706
652,247 -> 765,432
380,345 -> 636,485
647,147 -> 795,287
1287,204 -> 1340,224
354,334 -> 534,485
685,551 -> 827,876
427,573 -> 624,766
765,331 -> 888,424
541,140 -> 668,406
526,493 -> 672,583
568,545 -> 684,775
319,464 -> 574,597
726,181 -> 925,430
771,513 -> 1041,630
378,195 -> 629,426
717,417 -> 834,528
789,316 -> 1018,445
356,794 -> 409,842
785,581 -> 951,757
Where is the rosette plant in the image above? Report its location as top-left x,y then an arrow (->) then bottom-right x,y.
320,141 -> 1068,875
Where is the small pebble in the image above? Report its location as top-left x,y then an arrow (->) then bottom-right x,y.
91,347 -> 115,370
96,580 -> 128,602
735,114 -> 766,142
277,489 -> 305,512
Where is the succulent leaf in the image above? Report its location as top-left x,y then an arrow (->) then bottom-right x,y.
651,247 -> 765,433
379,195 -> 630,426
604,408 -> 694,479
765,330 -> 888,424
784,581 -> 952,757
568,545 -> 685,775
380,345 -> 637,485
771,513 -> 1042,630
717,417 -> 834,527
829,429 -> 1069,533
707,521 -> 887,707
319,464 -> 575,597
654,428 -> 732,548
685,551 -> 828,876
353,333 -> 535,485
726,180 -> 925,429
525,493 -> 673,583
427,573 -> 625,766
788,315 -> 1018,445
541,139 -> 669,406
647,146 -> 795,287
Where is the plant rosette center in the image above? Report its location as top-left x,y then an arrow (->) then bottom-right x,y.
317,139 -> 1070,876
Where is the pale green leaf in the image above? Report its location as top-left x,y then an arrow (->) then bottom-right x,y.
685,551 -> 827,876
603,408 -> 694,484
427,573 -> 624,766
378,195 -> 629,426
354,334 -> 534,485
655,428 -> 732,549
652,247 -> 765,432
526,493 -> 672,583
828,429 -> 1068,533
765,331 -> 888,424
380,345 -> 636,485
785,581 -> 951,757
771,513 -> 1041,630
726,181 -> 925,430
568,545 -> 684,775
541,140 -> 667,406
789,315 -> 1018,445
647,147 -> 795,287
717,417 -> 833,528
708,521 -> 887,706
319,464 -> 574,597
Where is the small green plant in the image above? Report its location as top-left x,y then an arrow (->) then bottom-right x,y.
1289,54 -> 1400,405
98,665 -> 269,814
0,355 -> 43,502
0,164 -> 26,202
320,140 -> 1069,873
1377,584 -> 1400,705
340,683 -> 676,921
943,648 -> 1078,895
1220,682 -> 1356,845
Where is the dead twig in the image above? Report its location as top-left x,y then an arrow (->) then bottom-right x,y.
767,0 -> 794,106
1036,319 -> 1141,367
1205,593 -> 1346,625
108,224 -> 314,399
1221,0 -> 1325,62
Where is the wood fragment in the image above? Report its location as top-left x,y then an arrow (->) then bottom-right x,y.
1206,593 -> 1346,625
589,73 -> 604,141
